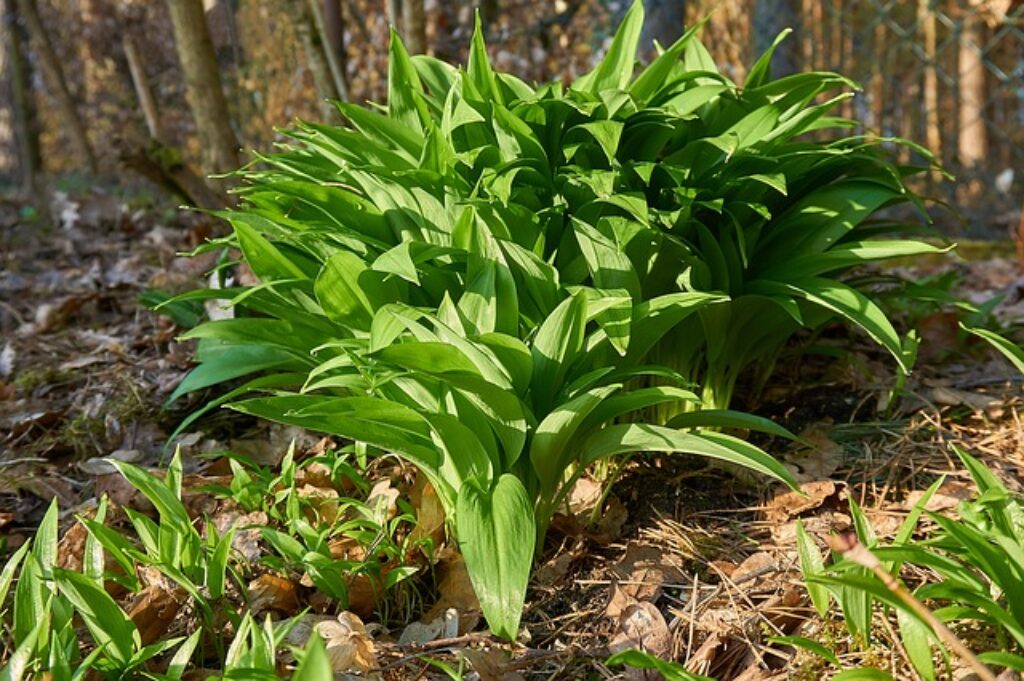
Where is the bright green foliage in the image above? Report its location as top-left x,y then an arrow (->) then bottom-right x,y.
808,446 -> 1024,679
606,649 -> 714,680
165,0 -> 950,637
0,499 -> 197,681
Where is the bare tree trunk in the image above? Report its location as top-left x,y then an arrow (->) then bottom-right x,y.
3,0 -> 41,194
122,33 -> 164,142
165,0 -> 239,176
16,0 -> 98,174
323,0 -> 346,82
401,0 -> 426,54
919,0 -> 941,175
297,6 -> 340,119
386,0 -> 401,31
306,0 -> 348,102
871,19 -> 886,132
957,13 -> 987,168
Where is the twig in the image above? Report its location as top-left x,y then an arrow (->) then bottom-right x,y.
826,533 -> 996,681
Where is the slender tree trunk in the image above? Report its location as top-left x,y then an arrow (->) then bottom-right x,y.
297,2 -> 339,118
165,0 -> 239,176
122,33 -> 164,142
641,0 -> 685,60
3,0 -> 40,194
386,0 -> 401,31
306,0 -> 348,102
16,0 -> 98,174
401,0 -> 426,54
919,0 -> 941,176
957,13 -> 987,168
871,19 -> 887,132
323,0 -> 346,81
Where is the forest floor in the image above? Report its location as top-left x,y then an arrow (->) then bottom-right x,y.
2,190 -> 1023,680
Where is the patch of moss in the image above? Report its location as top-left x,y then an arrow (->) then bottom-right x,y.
13,366 -> 78,394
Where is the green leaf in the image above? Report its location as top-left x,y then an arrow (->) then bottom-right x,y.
666,409 -> 797,440
747,278 -> 906,370
316,251 -> 401,331
293,633 -> 333,681
54,568 -> 137,666
231,219 -> 308,281
769,635 -> 839,666
897,606 -> 936,681
576,0 -> 643,93
456,475 -> 535,640
830,669 -> 895,681
387,27 -> 429,133
580,424 -> 795,488
606,649 -> 713,681
795,520 -> 831,617
961,324 -> 1024,374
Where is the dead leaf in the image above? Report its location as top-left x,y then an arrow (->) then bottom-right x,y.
298,484 -> 339,524
315,611 -> 378,674
903,480 -> 974,512
609,601 -> 672,660
929,385 -> 1003,415
568,477 -> 603,515
367,478 -> 399,520
423,549 -> 481,633
398,608 -> 458,645
462,648 -> 525,681
731,552 -> 774,582
57,521 -> 89,572
783,420 -> 843,481
763,480 -> 839,523
605,543 -> 685,618
917,311 -> 961,363
127,585 -> 184,645
408,473 -> 445,553
248,573 -> 299,615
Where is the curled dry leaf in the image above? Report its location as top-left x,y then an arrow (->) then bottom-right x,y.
423,549 -> 481,634
248,573 -> 299,615
462,648 -> 526,681
763,480 -> 839,524
408,473 -> 445,553
782,420 -> 843,482
367,478 -> 399,521
609,601 -> 672,660
398,607 -> 458,645
56,521 -> 90,572
315,611 -> 378,674
605,542 -> 685,619
903,480 -> 974,513
298,484 -> 339,524
127,584 -> 185,645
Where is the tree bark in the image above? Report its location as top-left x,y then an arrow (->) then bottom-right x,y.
165,0 -> 239,176
401,0 -> 426,54
957,13 -> 987,168
640,0 -> 685,60
919,0 -> 941,172
297,5 -> 340,119
122,33 -> 164,142
306,0 -> 348,102
3,0 -> 41,194
16,0 -> 98,174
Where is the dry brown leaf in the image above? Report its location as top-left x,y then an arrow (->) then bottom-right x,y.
605,542 -> 685,618
398,607 -> 458,645
298,484 -> 339,524
423,549 -> 481,633
609,601 -> 672,660
248,573 -> 299,615
127,585 -> 185,645
534,550 -> 574,588
367,478 -> 399,520
763,480 -> 839,523
408,473 -> 445,552
568,477 -> 603,515
783,420 -> 843,481
315,611 -> 378,674
904,480 -> 974,512
57,521 -> 89,572
731,551 -> 774,582
462,648 -> 526,681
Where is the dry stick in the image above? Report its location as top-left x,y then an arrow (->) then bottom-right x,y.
826,533 -> 997,681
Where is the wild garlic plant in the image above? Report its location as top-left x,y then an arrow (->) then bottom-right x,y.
166,0 -> 948,637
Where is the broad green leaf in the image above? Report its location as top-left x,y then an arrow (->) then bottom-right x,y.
961,324 -> 1024,374
768,635 -> 839,666
576,0 -> 643,93
54,568 -> 137,666
606,649 -> 713,681
293,633 -> 333,681
456,475 -> 535,640
795,520 -> 830,617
